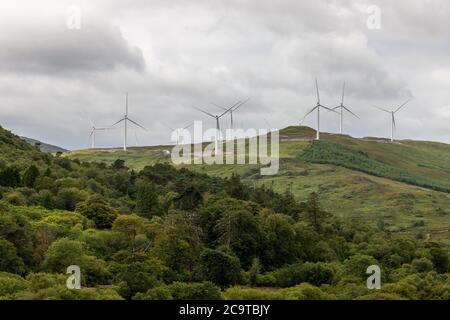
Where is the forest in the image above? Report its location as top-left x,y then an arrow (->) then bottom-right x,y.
0,127 -> 449,300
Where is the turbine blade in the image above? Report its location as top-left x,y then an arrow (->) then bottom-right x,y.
343,106 -> 360,119
395,98 -> 411,113
393,116 -> 396,130
128,118 -> 147,131
193,106 -> 215,118
341,82 -> 346,105
232,98 -> 250,113
183,122 -> 194,129
112,118 -> 125,126
211,103 -> 228,111
162,123 -> 175,131
374,106 -> 391,113
320,105 -> 340,114
315,78 -> 320,104
300,106 -> 318,123
264,118 -> 272,129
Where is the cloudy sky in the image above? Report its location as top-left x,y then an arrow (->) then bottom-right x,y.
0,0 -> 449,149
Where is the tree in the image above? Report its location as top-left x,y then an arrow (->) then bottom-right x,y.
112,214 -> 149,250
42,238 -> 85,273
226,174 -> 248,200
199,195 -> 260,267
113,258 -> 164,299
304,192 -> 329,231
0,239 -> 26,275
112,159 -> 126,170
249,258 -> 262,286
0,167 -> 21,187
198,249 -> 241,288
0,272 -> 29,297
76,194 -> 118,229
54,188 -> 86,211
152,213 -> 203,281
428,245 -> 449,273
260,213 -> 298,267
23,165 -> 40,188
175,184 -> 203,210
135,179 -> 161,218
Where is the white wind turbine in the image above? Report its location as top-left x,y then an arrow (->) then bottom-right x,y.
333,82 -> 359,134
89,120 -> 111,149
193,106 -> 231,155
375,98 -> 411,142
112,93 -> 147,151
163,122 -> 194,145
300,78 -> 338,140
212,98 -> 250,130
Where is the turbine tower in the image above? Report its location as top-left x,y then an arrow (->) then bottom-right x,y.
89,120 -> 110,149
300,78 -> 338,140
193,106 -> 231,155
112,93 -> 147,151
212,98 -> 250,130
333,82 -> 359,134
375,99 -> 411,142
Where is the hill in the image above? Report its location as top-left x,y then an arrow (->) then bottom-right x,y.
21,137 -> 67,154
66,126 -> 450,246
0,123 -> 449,300
0,126 -> 52,169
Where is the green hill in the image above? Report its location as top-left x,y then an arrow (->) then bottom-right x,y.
66,126 -> 450,246
0,126 -> 52,170
0,124 -> 449,300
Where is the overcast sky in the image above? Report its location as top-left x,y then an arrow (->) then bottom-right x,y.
0,0 -> 449,149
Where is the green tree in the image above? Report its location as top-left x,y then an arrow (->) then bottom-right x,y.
23,165 -> 40,188
0,239 -> 26,275
135,179 -> 161,218
249,258 -> 262,286
198,248 -> 241,288
112,159 -> 126,170
112,214 -> 149,250
42,238 -> 85,273
429,245 -> 449,273
0,167 -> 21,187
304,192 -> 329,231
54,188 -> 87,211
76,194 -> 118,229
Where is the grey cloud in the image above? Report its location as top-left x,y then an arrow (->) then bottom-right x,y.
0,17 -> 145,75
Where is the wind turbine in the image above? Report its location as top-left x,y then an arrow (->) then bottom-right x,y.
375,98 -> 411,142
163,122 -> 193,145
333,82 -> 359,134
212,98 -> 250,130
300,78 -> 338,140
112,92 -> 147,151
193,106 -> 231,155
89,120 -> 110,149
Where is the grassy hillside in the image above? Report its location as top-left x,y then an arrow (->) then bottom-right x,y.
0,124 -> 449,300
0,126 -> 52,170
66,126 -> 450,246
